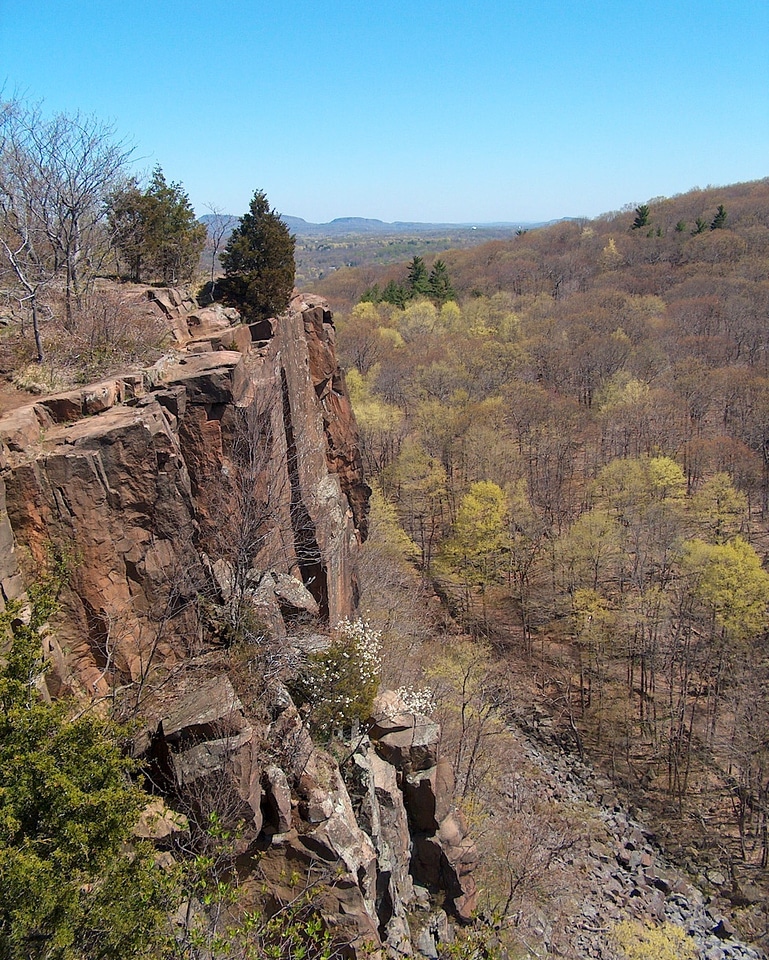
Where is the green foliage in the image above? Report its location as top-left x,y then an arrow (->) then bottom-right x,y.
388,439 -> 448,570
407,255 -> 431,297
428,259 -> 457,305
220,189 -> 296,320
710,204 -> 727,230
289,618 -> 382,737
611,919 -> 696,960
0,569 -> 176,959
361,258 -> 456,309
359,282 -> 380,303
594,456 -> 686,521
365,485 -> 421,564
108,165 -> 206,283
440,481 -> 510,595
631,204 -> 650,230
559,511 -> 622,593
437,924 -> 504,959
178,813 -> 352,959
380,278 -> 409,308
682,536 -> 769,643
691,472 -> 747,542
228,893 -> 346,960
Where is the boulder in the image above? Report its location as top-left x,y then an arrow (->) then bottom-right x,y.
0,404 -> 46,456
369,707 -> 440,774
160,675 -> 247,742
403,760 -> 455,831
148,673 -> 264,835
36,389 -> 84,423
354,742 -> 415,911
254,829 -> 380,958
185,303 -> 240,338
0,471 -> 23,609
260,571 -> 320,617
263,763 -> 293,833
82,379 -> 122,415
410,810 -> 478,923
134,797 -> 189,841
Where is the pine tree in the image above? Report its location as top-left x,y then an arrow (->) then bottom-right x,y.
428,259 -> 456,305
144,167 -> 207,284
0,569 -> 177,958
220,189 -> 296,320
710,204 -> 727,230
380,279 -> 409,308
631,205 -> 650,230
406,255 -> 430,297
107,166 -> 205,283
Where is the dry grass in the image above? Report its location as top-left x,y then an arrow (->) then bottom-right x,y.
3,281 -> 172,395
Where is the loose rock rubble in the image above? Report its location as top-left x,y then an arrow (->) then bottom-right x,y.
507,723 -> 765,960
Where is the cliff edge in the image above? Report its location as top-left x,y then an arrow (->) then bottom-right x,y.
0,290 -> 477,957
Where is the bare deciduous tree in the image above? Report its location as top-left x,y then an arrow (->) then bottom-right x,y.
0,97 -> 134,343
204,203 -> 236,290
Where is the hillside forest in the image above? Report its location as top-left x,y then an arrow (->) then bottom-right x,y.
316,178 -> 769,925
3,93 -> 769,957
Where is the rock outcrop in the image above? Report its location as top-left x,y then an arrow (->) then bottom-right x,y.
0,289 -> 476,957
135,675 -> 474,956
0,292 -> 369,692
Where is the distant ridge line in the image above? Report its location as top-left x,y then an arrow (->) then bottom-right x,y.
199,213 -> 565,238
280,215 -> 560,236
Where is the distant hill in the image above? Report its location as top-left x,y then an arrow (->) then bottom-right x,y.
201,212 -> 554,237
199,213 -> 561,285
312,176 -> 769,307
280,215 -> 553,236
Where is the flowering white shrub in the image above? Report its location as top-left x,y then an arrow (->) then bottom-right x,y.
290,618 -> 382,737
395,684 -> 436,716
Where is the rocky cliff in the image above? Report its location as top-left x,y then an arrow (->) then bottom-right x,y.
0,292 -> 368,692
0,290 -> 477,956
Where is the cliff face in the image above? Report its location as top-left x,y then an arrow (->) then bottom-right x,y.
0,291 -> 476,956
0,292 -> 369,693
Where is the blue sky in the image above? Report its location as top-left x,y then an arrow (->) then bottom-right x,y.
1,0 -> 767,223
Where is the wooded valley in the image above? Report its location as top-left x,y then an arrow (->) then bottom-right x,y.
316,179 -> 769,941
2,96 -> 769,956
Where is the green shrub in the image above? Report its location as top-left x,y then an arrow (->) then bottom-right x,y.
290,618 -> 381,737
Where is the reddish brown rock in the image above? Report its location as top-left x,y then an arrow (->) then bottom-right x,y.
0,293 -> 370,690
412,810 -> 479,923
297,294 -> 370,540
369,706 -> 441,774
403,759 -> 455,831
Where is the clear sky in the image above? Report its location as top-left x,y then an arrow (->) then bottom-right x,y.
1,0 -> 767,224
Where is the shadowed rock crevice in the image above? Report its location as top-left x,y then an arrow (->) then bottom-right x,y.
280,367 -> 329,620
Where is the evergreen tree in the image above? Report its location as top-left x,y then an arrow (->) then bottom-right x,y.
631,204 -> 650,230
107,166 -> 205,283
219,189 -> 296,320
0,568 -> 176,959
380,279 -> 409,308
406,255 -> 430,297
107,177 -> 148,280
144,166 -> 207,284
710,204 -> 727,230
428,259 -> 456,305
